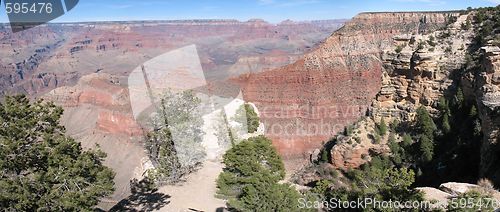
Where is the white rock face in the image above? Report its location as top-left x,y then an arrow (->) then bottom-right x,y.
439,182 -> 480,195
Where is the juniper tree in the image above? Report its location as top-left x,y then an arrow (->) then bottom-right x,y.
0,95 -> 115,211
146,91 -> 206,184
216,136 -> 300,211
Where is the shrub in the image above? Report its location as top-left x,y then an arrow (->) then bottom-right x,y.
402,134 -> 413,147
320,148 -> 329,163
344,125 -> 353,136
0,95 -> 115,210
395,45 -> 403,53
373,134 -> 381,144
417,41 -> 426,50
377,118 -> 388,136
420,135 -> 434,163
235,103 -> 260,133
427,35 -> 437,46
217,136 -> 301,211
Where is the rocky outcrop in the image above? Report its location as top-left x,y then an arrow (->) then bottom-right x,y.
475,45 -> 500,185
323,14 -> 475,171
417,182 -> 500,209
373,14 -> 473,122
439,182 -> 481,195
330,118 -> 390,169
240,12 -> 457,164
97,111 -> 143,137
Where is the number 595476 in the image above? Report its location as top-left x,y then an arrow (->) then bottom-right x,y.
5,2 -> 53,14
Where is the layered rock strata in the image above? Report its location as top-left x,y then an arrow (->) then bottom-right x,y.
241,12 -> 458,163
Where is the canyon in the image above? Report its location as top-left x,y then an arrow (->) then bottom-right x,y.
0,19 -> 345,208
3,7 -> 500,210
240,12 -> 457,169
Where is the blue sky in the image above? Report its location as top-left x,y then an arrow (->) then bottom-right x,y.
0,0 -> 499,23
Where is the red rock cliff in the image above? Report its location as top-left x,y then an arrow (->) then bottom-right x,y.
240,12 -> 456,161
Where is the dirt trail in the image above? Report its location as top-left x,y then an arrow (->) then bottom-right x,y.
158,161 -> 226,212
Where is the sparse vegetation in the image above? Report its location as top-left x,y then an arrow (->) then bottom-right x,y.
344,125 -> 354,136
461,19 -> 472,30
320,147 -> 329,163
310,155 -> 424,212
417,41 -> 426,50
427,35 -> 437,47
395,45 -> 403,53
146,90 -> 206,184
376,118 -> 388,136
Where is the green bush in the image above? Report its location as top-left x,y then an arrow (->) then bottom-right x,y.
427,35 -> 437,46
376,118 -> 388,136
236,103 -> 260,133
395,45 -> 403,53
244,104 -> 260,133
217,136 -> 301,211
0,95 -> 115,211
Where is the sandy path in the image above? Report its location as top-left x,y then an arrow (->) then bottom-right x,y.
158,161 -> 226,212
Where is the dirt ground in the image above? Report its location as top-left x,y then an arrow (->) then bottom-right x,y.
158,161 -> 226,212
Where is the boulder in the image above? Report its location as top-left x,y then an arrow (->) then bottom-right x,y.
439,182 -> 480,195
416,187 -> 452,208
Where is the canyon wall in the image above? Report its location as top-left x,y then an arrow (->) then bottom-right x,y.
241,12 -> 457,164
44,73 -> 146,205
475,45 -> 500,184
328,13 -> 471,170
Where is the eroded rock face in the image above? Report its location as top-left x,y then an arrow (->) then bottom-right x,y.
373,14 -> 472,122
325,14 -> 477,171
330,118 -> 390,170
241,12 -> 456,163
45,73 -> 142,136
44,73 -> 146,206
475,45 -> 500,184
97,111 -> 143,137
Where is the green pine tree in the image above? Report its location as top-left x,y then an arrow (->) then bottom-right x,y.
320,148 -> 329,163
0,95 -> 115,211
420,135 -> 434,163
216,136 -> 300,211
377,118 -> 388,136
442,113 -> 451,134
402,134 -> 413,147
454,88 -> 465,110
416,106 -> 437,139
